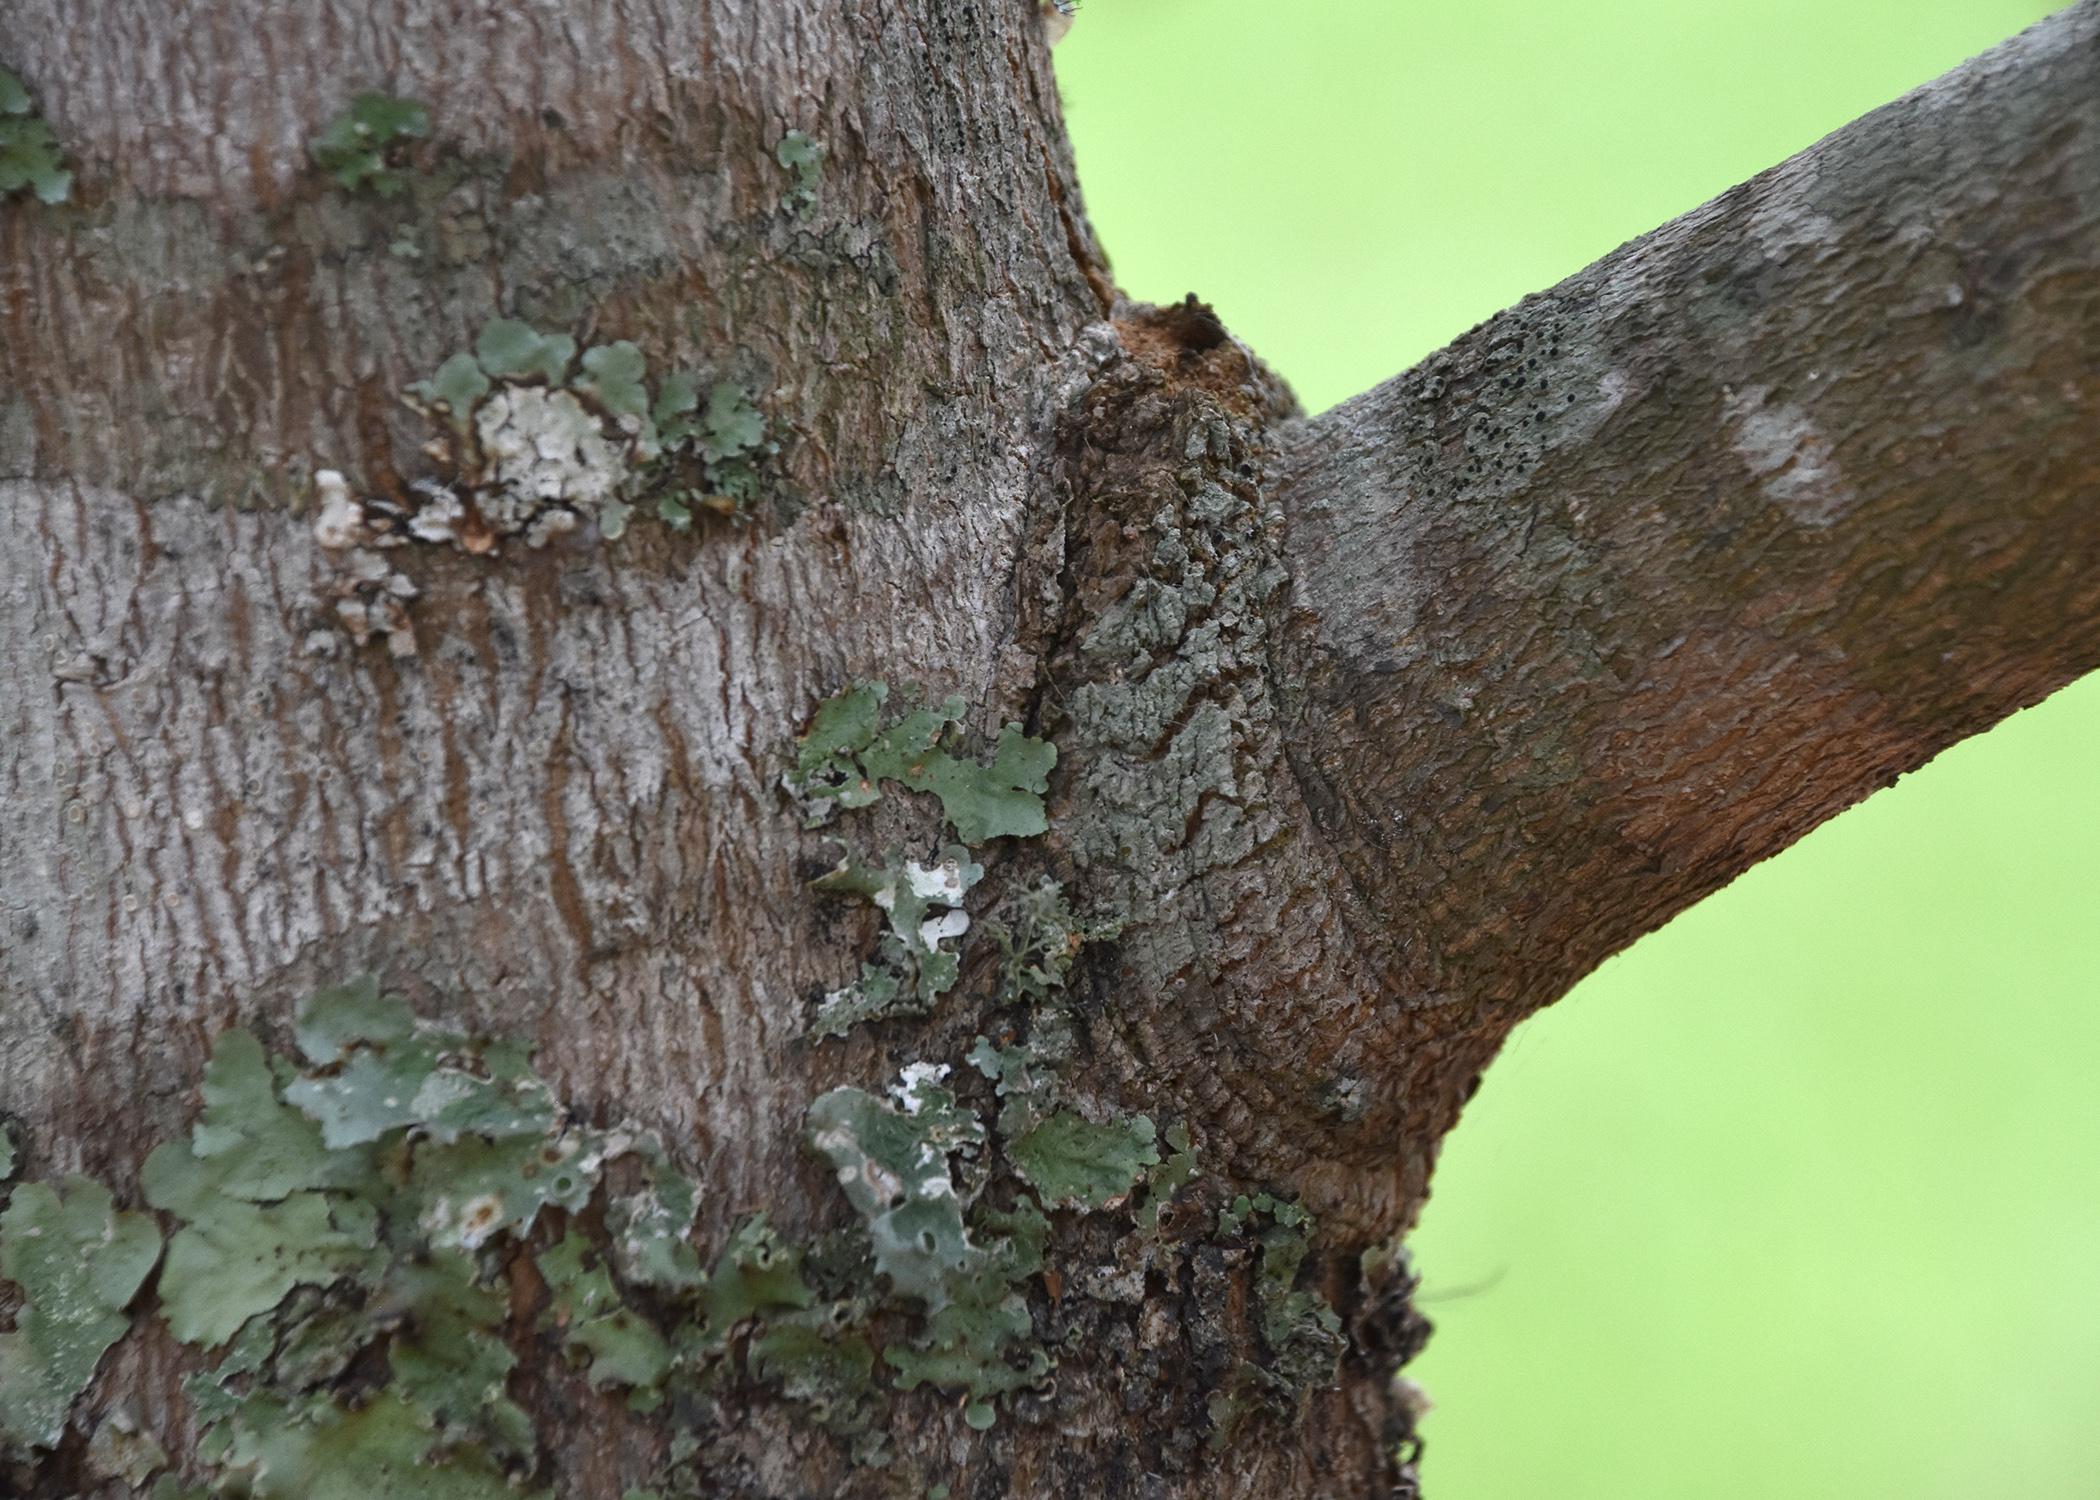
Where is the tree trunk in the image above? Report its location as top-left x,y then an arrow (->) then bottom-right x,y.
1,2 -> 2094,1497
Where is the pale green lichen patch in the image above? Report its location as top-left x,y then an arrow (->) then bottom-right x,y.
788,682 -> 1057,1039
776,130 -> 823,217
87,1403 -> 170,1487
322,318 -> 779,552
679,1217 -> 885,1452
1213,1192 -> 1346,1416
809,847 -> 983,1036
803,1071 -> 1060,1428
380,1252 -> 534,1460
634,375 -> 772,531
0,1123 -> 14,1182
607,1158 -> 706,1293
884,1198 -> 1050,1432
575,342 -> 655,445
748,1312 -> 878,1435
1138,1121 -> 1200,1233
784,683 -> 1057,842
0,65 -> 71,205
0,1176 -> 163,1449
405,354 -> 492,431
806,1076 -> 985,1311
472,318 -> 576,386
538,1234 -> 672,1400
1004,1111 -> 1158,1212
133,980 -> 666,1493
210,1389 -> 528,1500
144,1178 -> 379,1349
310,92 -> 430,196
695,1215 -> 817,1342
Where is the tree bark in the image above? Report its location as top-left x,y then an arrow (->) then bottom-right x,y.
0,1 -> 2093,1496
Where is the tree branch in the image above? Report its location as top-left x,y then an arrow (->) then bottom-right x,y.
1276,1 -> 2100,1023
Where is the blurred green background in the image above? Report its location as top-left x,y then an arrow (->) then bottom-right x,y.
1055,4 -> 2098,1497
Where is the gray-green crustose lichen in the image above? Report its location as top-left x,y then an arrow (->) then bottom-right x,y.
0,65 -> 71,204
0,1176 -> 162,1449
310,92 -> 430,196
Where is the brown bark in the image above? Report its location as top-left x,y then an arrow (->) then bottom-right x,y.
1273,0 -> 2100,1127
0,0 -> 2095,1495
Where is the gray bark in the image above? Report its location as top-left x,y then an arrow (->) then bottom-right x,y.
0,0 -> 2094,1495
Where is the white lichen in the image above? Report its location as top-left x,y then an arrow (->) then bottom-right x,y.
1723,384 -> 1857,526
311,470 -> 366,549
406,483 -> 466,545
475,384 -> 625,519
906,858 -> 971,903
329,548 -> 420,658
890,1061 -> 952,1116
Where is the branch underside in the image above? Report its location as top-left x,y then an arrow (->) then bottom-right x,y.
1278,0 -> 2100,1036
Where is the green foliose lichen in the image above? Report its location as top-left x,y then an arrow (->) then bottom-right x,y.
805,1074 -> 986,1311
0,65 -> 71,205
310,92 -> 431,196
538,1233 -> 673,1401
776,130 -> 823,217
608,1157 -> 706,1293
1213,1191 -> 1346,1418
803,1067 -> 1078,1430
134,978 -> 667,1494
384,316 -> 777,545
808,846 -> 983,1036
0,1176 -> 163,1449
694,1215 -> 816,1340
1138,1120 -> 1200,1233
472,318 -> 577,386
1004,1111 -> 1158,1212
784,682 -> 1057,843
641,375 -> 773,529
210,1389 -> 528,1500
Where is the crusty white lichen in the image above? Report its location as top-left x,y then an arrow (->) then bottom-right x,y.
311,469 -> 366,550
473,385 -> 626,519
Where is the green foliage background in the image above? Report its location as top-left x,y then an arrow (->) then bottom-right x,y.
1055,3 -> 2098,1495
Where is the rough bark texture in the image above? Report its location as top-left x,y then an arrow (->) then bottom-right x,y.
1,0 -> 2095,1496
1276,1 -> 2100,1063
